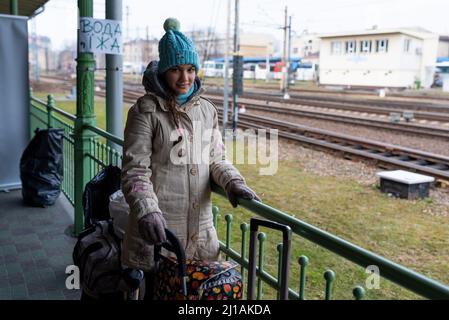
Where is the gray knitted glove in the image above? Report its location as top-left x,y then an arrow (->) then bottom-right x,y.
225,179 -> 261,208
137,212 -> 167,245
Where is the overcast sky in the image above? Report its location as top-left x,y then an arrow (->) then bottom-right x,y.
30,0 -> 449,50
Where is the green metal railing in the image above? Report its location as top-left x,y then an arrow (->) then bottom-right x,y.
29,95 -> 449,300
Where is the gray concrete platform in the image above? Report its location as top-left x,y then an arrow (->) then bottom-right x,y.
0,189 -> 81,300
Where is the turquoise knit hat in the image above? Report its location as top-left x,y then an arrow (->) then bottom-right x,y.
158,18 -> 200,74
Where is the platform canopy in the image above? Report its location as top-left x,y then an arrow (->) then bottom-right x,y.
0,0 -> 50,17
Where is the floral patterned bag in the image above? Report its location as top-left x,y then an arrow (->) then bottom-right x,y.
153,230 -> 243,300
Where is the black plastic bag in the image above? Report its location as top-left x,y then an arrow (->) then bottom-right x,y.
83,165 -> 121,228
20,128 -> 64,207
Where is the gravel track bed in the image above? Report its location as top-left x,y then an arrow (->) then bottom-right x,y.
247,108 -> 449,157
276,136 -> 449,217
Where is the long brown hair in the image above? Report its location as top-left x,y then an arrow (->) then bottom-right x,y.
163,82 -> 181,129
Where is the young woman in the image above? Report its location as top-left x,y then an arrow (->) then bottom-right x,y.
121,18 -> 260,298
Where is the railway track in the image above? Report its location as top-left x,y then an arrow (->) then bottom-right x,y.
206,88 -> 449,114
216,110 -> 449,183
206,96 -> 449,139
205,81 -> 449,102
225,96 -> 449,121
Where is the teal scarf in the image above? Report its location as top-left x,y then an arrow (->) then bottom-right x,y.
177,82 -> 197,106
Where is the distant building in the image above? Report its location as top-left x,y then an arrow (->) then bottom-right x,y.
123,38 -> 159,73
291,32 -> 321,59
185,29 -> 226,62
438,36 -> 449,58
28,35 -> 57,75
290,32 -> 321,81
239,33 -> 276,58
58,49 -> 76,73
318,27 -> 439,89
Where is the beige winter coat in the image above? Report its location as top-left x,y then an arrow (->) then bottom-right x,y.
121,88 -> 243,271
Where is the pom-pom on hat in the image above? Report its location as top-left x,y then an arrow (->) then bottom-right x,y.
158,18 -> 200,74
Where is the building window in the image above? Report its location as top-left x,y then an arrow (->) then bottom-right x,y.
404,38 -> 411,53
345,40 -> 356,54
293,47 -> 299,54
331,41 -> 341,55
376,39 -> 389,53
360,40 -> 372,53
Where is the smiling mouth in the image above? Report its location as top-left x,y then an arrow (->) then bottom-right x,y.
177,83 -> 190,88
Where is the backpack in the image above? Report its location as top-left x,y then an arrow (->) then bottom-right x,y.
82,165 -> 121,228
72,220 -> 142,299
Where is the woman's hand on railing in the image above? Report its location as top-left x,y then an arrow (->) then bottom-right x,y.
225,179 -> 261,208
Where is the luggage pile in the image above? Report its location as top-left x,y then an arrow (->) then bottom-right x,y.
73,166 -> 292,301
72,165 -> 144,300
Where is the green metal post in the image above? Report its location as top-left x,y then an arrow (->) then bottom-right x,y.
276,243 -> 283,300
324,270 -> 336,300
47,94 -> 55,128
10,0 -> 18,15
212,206 -> 220,228
298,255 -> 309,300
257,232 -> 266,300
74,0 -> 96,235
240,223 -> 248,299
353,286 -> 365,300
225,214 -> 233,261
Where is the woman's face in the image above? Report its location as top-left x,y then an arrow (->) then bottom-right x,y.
164,64 -> 196,95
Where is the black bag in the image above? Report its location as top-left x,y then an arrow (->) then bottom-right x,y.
83,165 -> 121,228
20,128 -> 64,207
73,220 -> 144,300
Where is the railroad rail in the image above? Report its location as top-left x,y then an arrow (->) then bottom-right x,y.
205,88 -> 449,114
216,110 -> 449,183
207,96 -> 449,140
206,93 -> 449,123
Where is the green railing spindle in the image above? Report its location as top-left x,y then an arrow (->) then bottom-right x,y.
212,206 -> 220,228
106,145 -> 111,165
257,232 -> 267,300
276,243 -> 283,300
225,214 -> 233,261
353,286 -> 366,300
324,270 -> 336,300
298,255 -> 309,300
89,138 -> 94,179
46,94 -> 55,128
240,222 -> 248,299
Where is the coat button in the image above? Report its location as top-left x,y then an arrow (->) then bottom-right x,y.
191,233 -> 198,241
190,168 -> 197,176
192,202 -> 198,209
178,148 -> 185,157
